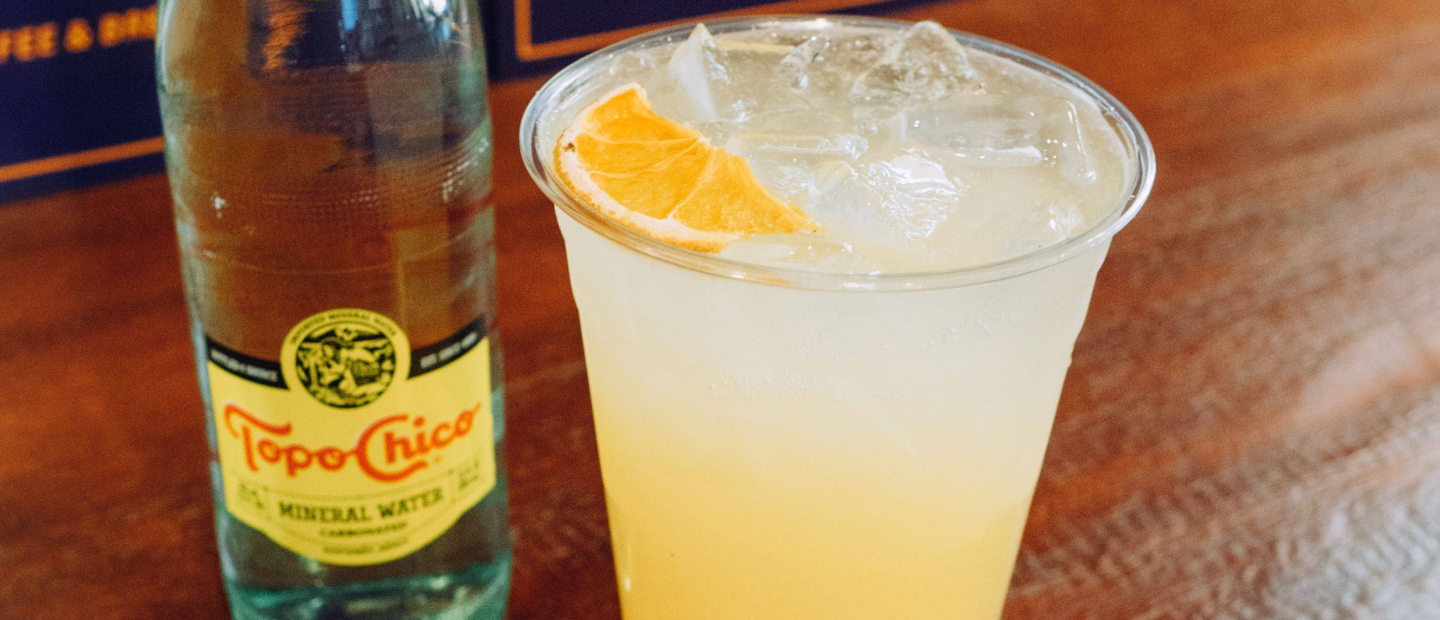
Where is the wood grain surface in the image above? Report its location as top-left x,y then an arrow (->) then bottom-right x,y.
4,0 -> 1440,618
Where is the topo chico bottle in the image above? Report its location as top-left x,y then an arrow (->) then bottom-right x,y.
156,1 -> 510,619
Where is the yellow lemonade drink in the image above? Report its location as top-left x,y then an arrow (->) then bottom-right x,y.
522,16 -> 1153,620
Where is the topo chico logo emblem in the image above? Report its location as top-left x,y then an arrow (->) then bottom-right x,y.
292,319 -> 397,408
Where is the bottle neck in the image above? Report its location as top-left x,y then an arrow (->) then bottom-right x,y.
246,0 -> 478,71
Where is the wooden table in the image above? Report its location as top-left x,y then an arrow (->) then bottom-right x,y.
5,0 -> 1440,617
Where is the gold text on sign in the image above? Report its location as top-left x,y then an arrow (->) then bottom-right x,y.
0,5 -> 156,64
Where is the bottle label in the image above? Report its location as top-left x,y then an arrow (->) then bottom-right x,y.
206,309 -> 496,566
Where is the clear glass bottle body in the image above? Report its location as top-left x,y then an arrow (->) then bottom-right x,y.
157,1 -> 509,618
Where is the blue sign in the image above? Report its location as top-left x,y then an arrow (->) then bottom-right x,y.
0,2 -> 162,203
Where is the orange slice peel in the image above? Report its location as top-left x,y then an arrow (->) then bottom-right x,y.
554,84 -> 819,252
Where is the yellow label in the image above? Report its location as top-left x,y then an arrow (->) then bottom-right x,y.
206,309 -> 496,566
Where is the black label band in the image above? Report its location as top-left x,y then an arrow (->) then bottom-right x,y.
409,319 -> 487,379
206,338 -> 287,389
206,318 -> 487,387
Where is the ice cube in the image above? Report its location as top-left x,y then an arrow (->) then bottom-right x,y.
1006,200 -> 1087,254
1043,99 -> 1098,184
889,95 -> 1097,183
829,31 -> 895,69
665,24 -> 731,122
746,107 -> 848,136
805,153 -> 967,269
818,31 -> 896,86
851,21 -> 982,106
723,131 -> 867,202
770,31 -> 893,102
779,36 -> 830,89
725,133 -> 866,160
657,25 -> 809,125
719,233 -> 879,274
720,107 -> 868,202
607,51 -> 655,79
888,95 -> 1045,167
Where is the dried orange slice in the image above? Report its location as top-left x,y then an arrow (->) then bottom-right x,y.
554,84 -> 819,252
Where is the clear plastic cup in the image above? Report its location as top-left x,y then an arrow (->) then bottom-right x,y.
521,15 -> 1153,620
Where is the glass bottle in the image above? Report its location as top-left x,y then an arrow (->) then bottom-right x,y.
157,1 -> 509,618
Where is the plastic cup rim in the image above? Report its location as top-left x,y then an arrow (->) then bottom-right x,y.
520,14 -> 1156,292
